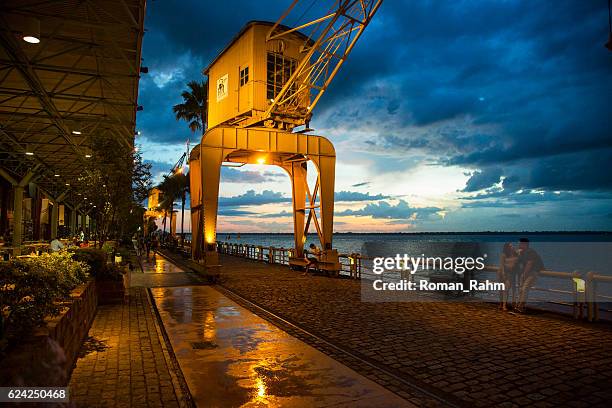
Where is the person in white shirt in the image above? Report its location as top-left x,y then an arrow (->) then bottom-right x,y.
305,243 -> 321,274
50,238 -> 64,252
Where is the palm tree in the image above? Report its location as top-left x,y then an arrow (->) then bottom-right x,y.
173,81 -> 206,256
157,176 -> 177,241
173,81 -> 208,134
177,172 -> 189,247
157,172 -> 189,245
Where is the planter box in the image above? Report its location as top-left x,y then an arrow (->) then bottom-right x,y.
0,279 -> 97,387
96,279 -> 125,304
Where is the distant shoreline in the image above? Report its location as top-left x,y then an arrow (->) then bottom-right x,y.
215,231 -> 612,236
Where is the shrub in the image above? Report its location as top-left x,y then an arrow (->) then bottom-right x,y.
72,248 -> 108,278
71,248 -> 125,281
98,264 -> 124,282
101,241 -> 116,255
0,253 -> 90,346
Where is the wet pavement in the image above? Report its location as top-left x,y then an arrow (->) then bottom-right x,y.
141,255 -> 188,274
203,254 -> 612,408
69,288 -> 186,408
150,285 -> 413,407
129,255 -> 206,288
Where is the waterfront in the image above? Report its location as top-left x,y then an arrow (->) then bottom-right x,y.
213,232 -> 612,274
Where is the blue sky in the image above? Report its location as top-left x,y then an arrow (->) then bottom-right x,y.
137,1 -> 612,232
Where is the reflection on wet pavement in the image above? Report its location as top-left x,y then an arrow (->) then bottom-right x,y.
141,255 -> 186,274
129,256 -> 206,288
151,286 -> 413,407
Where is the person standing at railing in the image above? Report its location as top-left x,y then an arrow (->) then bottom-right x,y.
499,243 -> 519,311
516,238 -> 544,313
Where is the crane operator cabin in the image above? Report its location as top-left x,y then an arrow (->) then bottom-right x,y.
205,21 -> 312,131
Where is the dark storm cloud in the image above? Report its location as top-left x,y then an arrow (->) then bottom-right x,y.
219,190 -> 290,207
220,168 -> 279,184
318,1 -> 612,198
218,209 -> 257,217
337,200 -> 442,220
217,189 -> 391,210
335,191 -> 389,202
144,159 -> 173,180
462,168 -> 503,192
138,1 -> 612,227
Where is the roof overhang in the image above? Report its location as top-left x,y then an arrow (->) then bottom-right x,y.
0,0 -> 146,207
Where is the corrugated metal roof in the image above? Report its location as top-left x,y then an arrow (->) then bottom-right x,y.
0,0 -> 146,203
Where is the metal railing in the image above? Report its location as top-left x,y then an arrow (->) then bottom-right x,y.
210,241 -> 611,323
216,241 -> 368,278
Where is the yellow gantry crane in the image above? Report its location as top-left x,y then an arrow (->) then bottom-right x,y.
189,0 -> 383,270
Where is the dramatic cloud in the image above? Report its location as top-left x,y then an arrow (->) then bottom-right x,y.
462,168 -> 503,192
335,191 -> 389,202
221,168 -> 278,184
137,1 -> 612,231
338,200 -> 442,220
219,190 -> 290,207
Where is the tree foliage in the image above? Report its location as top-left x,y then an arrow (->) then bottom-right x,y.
173,80 -> 208,133
78,134 -> 151,244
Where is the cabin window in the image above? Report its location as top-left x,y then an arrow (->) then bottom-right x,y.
239,66 -> 249,87
267,52 -> 296,100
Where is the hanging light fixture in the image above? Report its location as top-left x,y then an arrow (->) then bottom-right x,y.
22,16 -> 41,44
25,144 -> 34,155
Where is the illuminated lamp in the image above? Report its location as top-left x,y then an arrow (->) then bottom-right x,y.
22,17 -> 40,44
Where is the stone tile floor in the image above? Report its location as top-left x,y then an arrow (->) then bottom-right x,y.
68,287 -> 189,408
211,254 -> 612,408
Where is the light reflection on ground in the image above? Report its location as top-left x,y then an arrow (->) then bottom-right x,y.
150,286 -> 413,407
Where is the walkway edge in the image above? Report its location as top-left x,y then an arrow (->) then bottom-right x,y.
213,284 -> 465,408
146,288 -> 196,408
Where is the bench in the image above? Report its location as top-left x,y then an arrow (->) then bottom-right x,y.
289,256 -> 340,276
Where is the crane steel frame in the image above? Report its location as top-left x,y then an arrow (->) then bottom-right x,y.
190,1 -> 383,269
189,127 -> 336,266
263,0 -> 383,129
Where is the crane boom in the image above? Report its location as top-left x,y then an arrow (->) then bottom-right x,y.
263,0 -> 383,129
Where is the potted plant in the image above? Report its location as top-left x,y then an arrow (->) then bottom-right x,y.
72,248 -> 125,304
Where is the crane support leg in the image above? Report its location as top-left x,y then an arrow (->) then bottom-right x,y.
189,126 -> 339,271
282,161 -> 307,259
311,154 -> 336,251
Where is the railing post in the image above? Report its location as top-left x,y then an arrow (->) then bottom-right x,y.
349,254 -> 357,279
269,247 -> 275,264
586,271 -> 595,322
571,270 -> 584,320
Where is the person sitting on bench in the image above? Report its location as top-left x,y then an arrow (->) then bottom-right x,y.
304,243 -> 321,273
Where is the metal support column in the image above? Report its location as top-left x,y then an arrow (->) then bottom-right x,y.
0,167 -> 39,255
13,186 -> 24,254
49,190 -> 68,239
70,206 -> 77,235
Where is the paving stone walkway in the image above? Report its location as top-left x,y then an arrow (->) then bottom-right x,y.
68,287 -> 189,408
211,254 -> 612,408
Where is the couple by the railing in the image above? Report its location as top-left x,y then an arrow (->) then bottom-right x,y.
497,238 -> 544,313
